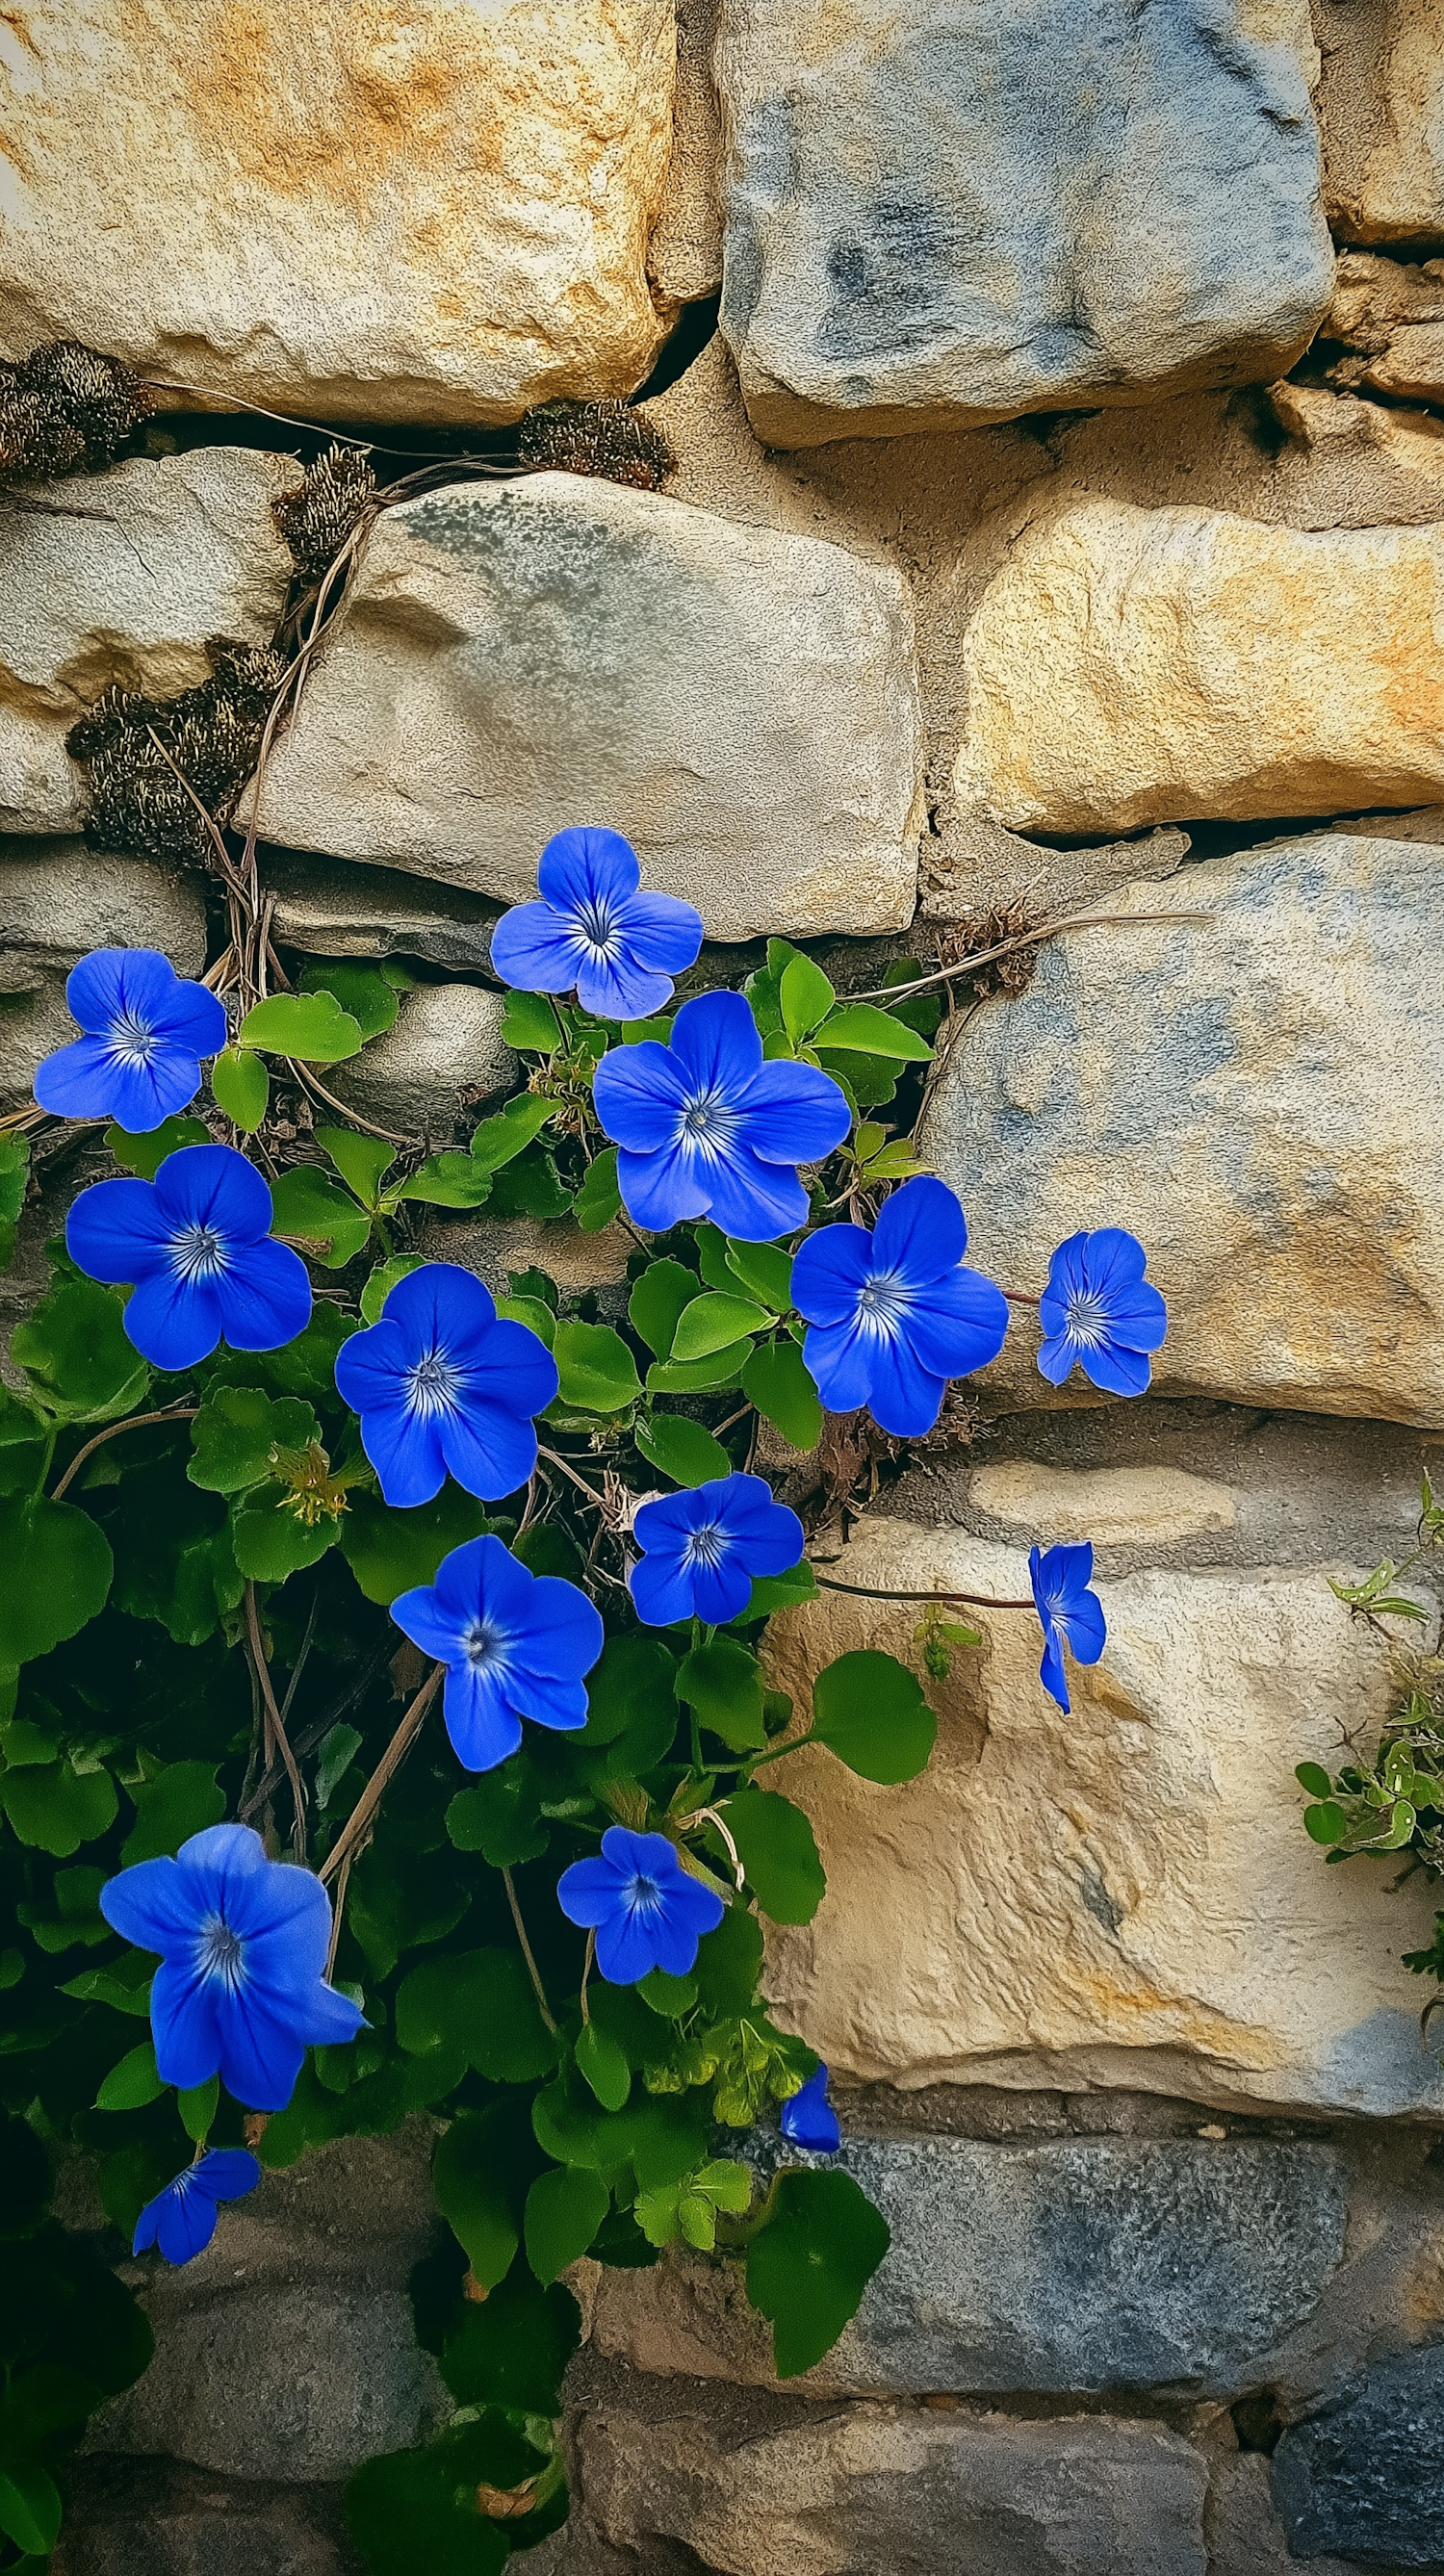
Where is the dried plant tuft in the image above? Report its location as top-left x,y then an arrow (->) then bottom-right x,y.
518,398 -> 675,491
67,637 -> 289,863
0,340 -> 152,484
936,898 -> 1046,1001
272,445 -> 377,577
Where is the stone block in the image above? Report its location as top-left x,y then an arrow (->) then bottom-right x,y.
325,979 -> 512,1143
753,1516 -> 1444,2115
953,500 -> 1444,837
1316,0 -> 1444,253
1324,250 -> 1444,405
919,835 -> 1444,1429
264,854 -> 503,973
574,2371 -> 1210,2576
712,0 -> 1332,447
55,2458 -> 352,2576
0,449 -> 293,835
0,838 -> 207,1113
254,473 -> 923,941
0,1 -> 676,425
1272,2346 -> 1444,2566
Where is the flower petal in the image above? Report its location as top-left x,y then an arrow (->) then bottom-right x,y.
150,1962 -> 222,2091
790,1224 -> 871,1327
1056,1588 -> 1107,1665
861,1331 -> 946,1438
556,1854 -> 626,1929
902,1268 -> 1010,1381
629,1548 -> 697,1627
214,1237 -> 313,1354
333,1314 -> 410,1415
667,989 -> 762,1094
574,944 -> 675,1022
699,1142 -> 810,1245
1073,1337 -> 1155,1397
537,824 -> 640,914
869,1175 -> 967,1281
594,1906 -> 668,1983
153,1144 -> 273,1240
592,1042 -> 690,1152
615,890 -> 704,977
99,1855 -> 199,1951
64,947 -> 174,1033
35,1033 -> 193,1129
509,1667 -> 590,1733
121,1269 -> 223,1372
154,2178 -> 220,2264
439,1399 -> 540,1504
389,1582 -> 460,1664
381,1260 -> 498,1346
213,1989 -> 308,2112
451,1315 -> 559,1419
615,1142 -> 710,1233
490,902 -> 590,995
357,1399 -> 448,1508
521,1574 -> 605,1680
1097,1282 -> 1169,1353
441,1665 -> 525,1772
66,1175 -> 172,1284
194,2149 -> 262,2204
803,1316 -> 877,1416
734,1058 -> 852,1168
1038,1622 -> 1071,1713
688,1555 -> 752,1624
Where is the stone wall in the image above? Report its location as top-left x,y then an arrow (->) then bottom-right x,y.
7,4 -> 1444,2570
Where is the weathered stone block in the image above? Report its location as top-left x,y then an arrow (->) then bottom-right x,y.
953,501 -> 1444,836
1325,250 -> 1444,406
325,980 -> 512,1143
1317,0 -> 1444,253
0,1 -> 676,425
264,854 -> 503,973
920,836 -> 1444,1428
0,450 -> 293,835
0,838 -> 207,1112
1272,2345 -> 1444,2566
755,1517 -> 1444,2115
254,474 -> 923,940
713,0 -> 1332,446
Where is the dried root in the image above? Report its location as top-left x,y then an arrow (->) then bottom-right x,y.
518,398 -> 675,492
0,340 -> 152,484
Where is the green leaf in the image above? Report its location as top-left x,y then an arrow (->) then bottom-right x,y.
691,1902 -> 764,2018
746,2168 -> 890,2377
239,991 -> 363,1063
345,2425 -> 514,2576
120,1760 -> 225,1865
298,957 -> 400,1042
647,1341 -> 753,1395
468,1093 -> 556,1172
780,953 -> 836,1045
723,1789 -> 825,1923
525,2165 -> 609,2283
629,1258 -> 698,1360
1295,1762 -> 1334,1799
268,1165 -> 373,1267
95,2040 -> 165,2112
743,1338 -> 822,1452
0,2459 -> 62,2558
575,2021 -> 632,2113
0,1495 -> 113,1665
494,1293 -> 556,1347
105,1114 -> 210,1177
396,1949 -> 556,2085
1304,1801 -> 1350,1844
341,1483 -> 494,1604
501,991 -> 562,1053
552,1319 -> 641,1414
395,1151 -> 494,1210
230,1491 -> 336,1582
189,1384 -> 320,1494
813,1001 -> 933,1060
12,1275 -> 148,1423
361,1256 -> 425,1324
178,2075 -> 220,2143
316,1126 -> 398,1206
0,1132 -> 29,1272
440,2269 -> 581,2416
724,1239 -> 793,1311
431,2106 -> 529,2291
446,1765 -> 550,1870
672,1292 -> 770,1362
638,1967 -> 697,2017
60,1961 -> 154,2015
812,1650 -> 936,1784
739,1561 -> 818,1620
210,1046 -> 270,1130
576,1634 -> 678,1748
676,1638 -> 766,1751
635,2157 -> 752,2252
634,1412 -> 731,1488
574,1146 -> 622,1232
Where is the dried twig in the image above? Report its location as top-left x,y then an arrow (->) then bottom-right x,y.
244,1583 -> 309,1861
50,1404 -> 197,1500
841,907 -> 1212,1007
503,1867 -> 557,2033
317,1662 -> 443,1887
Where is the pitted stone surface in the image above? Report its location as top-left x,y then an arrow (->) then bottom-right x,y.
326,979 -> 512,1140
920,836 -> 1444,1429
713,0 -> 1331,446
254,473 -> 923,940
1317,0 -> 1444,253
0,0 -> 677,425
0,839 -> 207,1112
1272,2346 -> 1444,2566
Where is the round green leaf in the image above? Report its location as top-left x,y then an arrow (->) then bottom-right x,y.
629,1258 -> 698,1360
574,1146 -> 622,1232
551,1319 -> 641,1414
397,1950 -> 556,2085
575,2020 -> 632,2113
723,1789 -> 825,1924
780,953 -> 836,1044
238,990 -> 364,1062
267,1165 -> 373,1267
361,1255 -> 425,1324
439,2269 -> 581,2416
1304,1800 -> 1349,1845
524,2165 -> 609,2284
120,1761 -> 225,1865
813,1000 -> 934,1059
811,1649 -> 937,1784
0,1495 -> 113,1665
672,1291 -> 770,1362
11,1277 -> 149,1423
635,1411 -> 731,1488
431,2105 -> 530,2291
105,1114 -> 210,1177
210,1045 -> 270,1131
298,957 -> 400,1041
229,1492 -> 337,1582
742,1338 -> 823,1452
179,2075 -> 219,2143
1295,1762 -> 1334,1799
94,2040 -> 164,2113
675,1638 -> 765,1752
341,1483 -> 494,1604
746,2168 -> 890,2378
189,1385 -> 320,1494
0,2459 -> 62,2558
345,2430 -> 512,2576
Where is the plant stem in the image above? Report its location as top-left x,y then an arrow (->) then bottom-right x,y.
580,1928 -> 595,2026
502,1868 -> 557,2033
536,1444 -> 606,1505
813,1576 -> 1034,1610
244,1584 -> 309,1861
318,1662 -> 443,1887
49,1405 -> 198,1501
324,1848 -> 353,1982
840,906 -> 1212,1007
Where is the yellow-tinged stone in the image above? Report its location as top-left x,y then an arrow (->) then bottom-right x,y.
954,498 -> 1444,835
969,1464 -> 1236,1547
1319,0 -> 1444,252
0,0 -> 676,424
759,1519 -> 1444,2117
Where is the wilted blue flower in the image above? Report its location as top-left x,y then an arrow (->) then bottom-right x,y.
66,1143 -> 311,1372
34,946 -> 226,1132
391,1533 -> 604,1772
1029,1542 -> 1107,1714
557,1824 -> 724,1984
490,825 -> 703,1021
631,1472 -> 805,1627
99,1822 -> 363,2113
791,1175 -> 1008,1437
334,1262 -> 558,1509
1038,1227 -> 1167,1398
592,989 -> 851,1243
781,2063 -> 840,2154
133,2149 -> 261,2265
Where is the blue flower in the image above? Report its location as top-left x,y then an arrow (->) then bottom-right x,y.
333,1262 -> 558,1509
99,1822 -> 364,2113
790,1175 -> 1009,1437
1038,1228 -> 1167,1398
557,1824 -> 725,1983
391,1533 -> 604,1772
1029,1542 -> 1107,1714
490,825 -> 704,1021
630,1472 -> 805,1627
34,946 -> 226,1132
592,989 -> 851,1243
66,1143 -> 311,1372
781,2063 -> 840,2154
133,2149 -> 261,2265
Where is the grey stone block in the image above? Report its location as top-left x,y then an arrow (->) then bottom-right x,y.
714,0 -> 1333,445
55,2458 -> 354,2576
1272,2345 -> 1444,2566
325,979 -> 512,1143
264,853 -> 504,973
0,838 -> 208,1113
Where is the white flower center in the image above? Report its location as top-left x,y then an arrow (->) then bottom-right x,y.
198,1917 -> 245,1990
106,1008 -> 158,1067
463,1618 -> 504,1669
575,897 -> 618,955
169,1222 -> 227,1281
856,1266 -> 911,1337
676,1086 -> 737,1161
1065,1290 -> 1108,1348
405,1347 -> 462,1419
683,1520 -> 730,1570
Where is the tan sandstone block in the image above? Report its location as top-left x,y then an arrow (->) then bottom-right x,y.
1318,0 -> 1444,252
757,1519 -> 1444,2117
968,1464 -> 1236,1548
0,0 -> 676,424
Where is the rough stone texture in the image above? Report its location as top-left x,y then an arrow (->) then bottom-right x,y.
572,2367 -> 1210,2576
967,1462 -> 1236,1548
265,853 -> 504,972
753,1515 -> 1444,2115
1272,2346 -> 1444,2566
254,473 -> 923,940
712,0 -> 1331,448
953,500 -> 1444,837
85,2128 -> 447,2484
649,0 -> 724,303
1325,249 -> 1444,404
0,1 -> 677,425
0,838 -> 207,1112
324,979 -> 512,1141
1204,2450 -> 1435,2576
421,1208 -> 634,1301
0,449 -> 292,835
1316,0 -> 1444,252
55,2459 -> 355,2576
920,835 -> 1444,1430
1267,375 -> 1444,495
